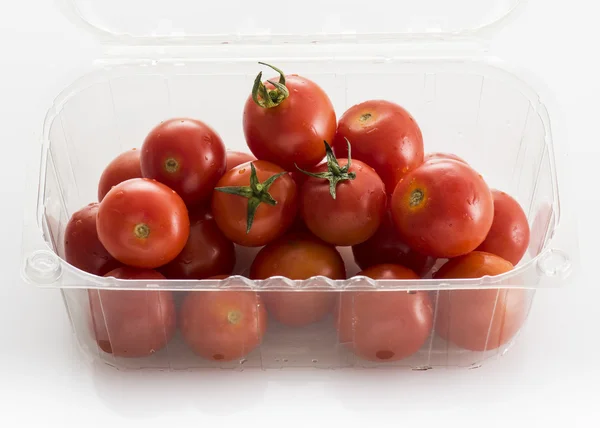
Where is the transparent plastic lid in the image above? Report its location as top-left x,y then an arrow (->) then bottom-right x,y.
65,0 -> 522,44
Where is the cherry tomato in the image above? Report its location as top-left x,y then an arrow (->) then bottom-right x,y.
64,203 -> 121,276
423,152 -> 468,165
243,63 -> 336,171
159,208 -> 235,279
179,290 -> 267,361
89,267 -> 176,358
226,151 -> 256,172
336,264 -> 433,362
211,161 -> 297,247
434,252 -> 526,351
333,100 -> 424,194
299,142 -> 387,246
250,233 -> 346,327
98,148 -> 142,202
97,178 -> 190,269
141,118 -> 226,206
352,212 -> 435,277
476,189 -> 531,265
391,159 -> 494,258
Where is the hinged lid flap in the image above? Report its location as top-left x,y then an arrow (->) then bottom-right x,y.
62,0 -> 522,45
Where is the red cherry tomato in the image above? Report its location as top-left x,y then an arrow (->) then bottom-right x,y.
391,159 -> 494,258
159,208 -> 235,279
141,118 -> 226,206
179,290 -> 267,361
299,142 -> 387,246
226,151 -> 256,172
333,100 -> 424,193
243,63 -> 336,171
89,267 -> 176,358
434,252 -> 526,351
352,212 -> 435,277
211,161 -> 297,247
423,152 -> 468,165
336,264 -> 433,362
98,148 -> 142,201
97,178 -> 190,269
64,203 -> 121,276
251,233 -> 346,327
476,189 -> 531,265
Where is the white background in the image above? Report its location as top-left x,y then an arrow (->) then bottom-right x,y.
1,0 -> 598,426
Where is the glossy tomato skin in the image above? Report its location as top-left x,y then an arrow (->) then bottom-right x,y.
64,203 -> 121,276
98,148 -> 142,201
476,190 -> 531,265
251,233 -> 346,327
391,159 -> 494,258
243,75 -> 335,171
159,208 -> 235,279
179,290 -> 267,361
211,161 -> 298,247
423,152 -> 468,165
336,264 -> 433,362
434,251 -> 526,351
97,178 -> 190,269
226,151 -> 256,172
352,212 -> 435,277
300,159 -> 387,246
140,118 -> 226,206
89,267 -> 176,358
333,100 -> 424,194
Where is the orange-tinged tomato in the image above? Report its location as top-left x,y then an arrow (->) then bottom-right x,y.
434,252 -> 527,351
179,290 -> 267,361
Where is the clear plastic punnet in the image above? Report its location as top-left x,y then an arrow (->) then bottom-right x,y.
20,0 -> 577,371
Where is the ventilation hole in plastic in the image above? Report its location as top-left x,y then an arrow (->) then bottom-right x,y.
376,350 -> 395,360
98,340 -> 113,354
212,353 -> 225,360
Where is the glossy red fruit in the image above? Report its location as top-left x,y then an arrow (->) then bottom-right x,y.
64,203 -> 121,276
211,161 -> 298,247
159,208 -> 235,279
434,252 -> 526,351
391,159 -> 494,258
299,142 -> 387,247
180,290 -> 267,361
89,267 -> 176,358
98,148 -> 142,201
141,118 -> 226,206
352,212 -> 435,277
251,233 -> 346,327
476,189 -> 531,265
336,264 -> 433,362
243,63 -> 335,171
333,100 -> 424,194
97,178 -> 190,269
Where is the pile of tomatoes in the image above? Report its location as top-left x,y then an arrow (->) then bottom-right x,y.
64,63 -> 531,364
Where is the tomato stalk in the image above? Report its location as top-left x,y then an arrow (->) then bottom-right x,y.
296,140 -> 356,200
214,163 -> 287,234
251,62 -> 290,108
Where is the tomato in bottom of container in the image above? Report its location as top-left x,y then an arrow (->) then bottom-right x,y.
89,267 -> 176,358
335,264 -> 433,362
179,290 -> 267,362
433,252 -> 527,351
250,232 -> 346,327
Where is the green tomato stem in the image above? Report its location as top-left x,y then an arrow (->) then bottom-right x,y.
251,62 -> 290,108
296,140 -> 356,200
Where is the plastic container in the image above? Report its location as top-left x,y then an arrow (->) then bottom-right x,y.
21,0 -> 577,370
